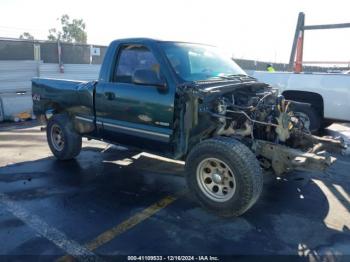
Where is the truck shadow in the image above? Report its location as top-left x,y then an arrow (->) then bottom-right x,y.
0,145 -> 349,257
0,120 -> 40,132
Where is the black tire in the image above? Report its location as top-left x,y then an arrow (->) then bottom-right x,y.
293,105 -> 321,134
185,137 -> 263,217
46,114 -> 82,160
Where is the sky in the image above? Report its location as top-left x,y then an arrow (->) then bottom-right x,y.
0,0 -> 350,64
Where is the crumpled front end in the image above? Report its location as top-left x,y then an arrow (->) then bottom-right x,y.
178,78 -> 346,175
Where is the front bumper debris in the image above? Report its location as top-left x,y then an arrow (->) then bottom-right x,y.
290,130 -> 347,155
254,140 -> 337,176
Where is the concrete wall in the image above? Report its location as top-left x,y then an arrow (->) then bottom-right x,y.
0,60 -> 100,121
39,63 -> 100,80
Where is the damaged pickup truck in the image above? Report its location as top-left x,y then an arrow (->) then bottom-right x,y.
32,38 -> 346,217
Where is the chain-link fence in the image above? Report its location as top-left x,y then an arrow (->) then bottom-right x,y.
0,38 -> 348,122
0,38 -> 107,64
1,38 -> 345,72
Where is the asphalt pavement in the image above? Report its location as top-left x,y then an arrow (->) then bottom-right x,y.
0,122 -> 349,261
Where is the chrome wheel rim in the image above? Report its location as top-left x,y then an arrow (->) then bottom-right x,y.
196,158 -> 236,202
50,124 -> 65,151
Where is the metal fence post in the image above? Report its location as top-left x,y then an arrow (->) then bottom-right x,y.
34,43 -> 41,77
288,12 -> 305,71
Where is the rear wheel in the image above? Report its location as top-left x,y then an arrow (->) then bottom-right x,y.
47,114 -> 82,160
185,137 -> 263,217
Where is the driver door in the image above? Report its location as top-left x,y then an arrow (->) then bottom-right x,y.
95,44 -> 174,153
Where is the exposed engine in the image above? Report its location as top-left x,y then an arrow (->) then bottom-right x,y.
212,85 -> 304,143
192,82 -> 346,175
175,79 -> 345,175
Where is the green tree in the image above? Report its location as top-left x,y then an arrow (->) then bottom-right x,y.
48,14 -> 87,43
19,32 -> 34,40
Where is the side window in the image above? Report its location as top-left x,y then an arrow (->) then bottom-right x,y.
189,51 -> 205,74
114,45 -> 160,83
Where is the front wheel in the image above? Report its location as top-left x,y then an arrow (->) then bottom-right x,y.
47,114 -> 82,160
185,137 -> 263,217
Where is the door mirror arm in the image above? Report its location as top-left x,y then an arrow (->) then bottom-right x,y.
132,69 -> 168,91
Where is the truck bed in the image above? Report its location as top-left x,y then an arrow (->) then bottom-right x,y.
32,78 -> 95,117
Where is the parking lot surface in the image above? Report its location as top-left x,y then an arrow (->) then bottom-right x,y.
0,122 -> 349,261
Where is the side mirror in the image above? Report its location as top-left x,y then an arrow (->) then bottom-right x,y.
132,69 -> 167,91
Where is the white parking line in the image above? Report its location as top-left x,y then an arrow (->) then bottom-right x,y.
0,192 -> 102,262
312,180 -> 350,231
327,123 -> 350,155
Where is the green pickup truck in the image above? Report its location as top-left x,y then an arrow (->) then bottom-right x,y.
32,38 -> 344,217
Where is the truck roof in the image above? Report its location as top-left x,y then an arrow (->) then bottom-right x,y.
109,38 -> 214,47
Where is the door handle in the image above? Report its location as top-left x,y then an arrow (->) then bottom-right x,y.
104,92 -> 115,100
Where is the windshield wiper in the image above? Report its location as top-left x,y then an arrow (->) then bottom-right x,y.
222,74 -> 256,80
206,74 -> 256,82
197,74 -> 256,83
208,76 -> 233,80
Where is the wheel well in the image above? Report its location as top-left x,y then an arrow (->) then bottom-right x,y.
282,90 -> 324,118
41,103 -> 67,122
45,102 -> 64,114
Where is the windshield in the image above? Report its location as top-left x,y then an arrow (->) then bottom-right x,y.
159,42 -> 246,81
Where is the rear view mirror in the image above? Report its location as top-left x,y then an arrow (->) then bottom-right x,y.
132,69 -> 167,91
